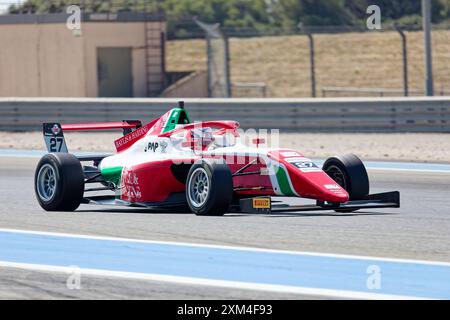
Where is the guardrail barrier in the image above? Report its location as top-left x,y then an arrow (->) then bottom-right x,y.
0,97 -> 449,132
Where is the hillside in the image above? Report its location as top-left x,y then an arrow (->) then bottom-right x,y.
166,30 -> 450,97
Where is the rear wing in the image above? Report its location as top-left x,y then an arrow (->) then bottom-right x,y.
62,120 -> 142,134
42,120 -> 142,153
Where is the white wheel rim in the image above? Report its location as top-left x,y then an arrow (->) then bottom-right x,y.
187,168 -> 210,208
37,164 -> 57,201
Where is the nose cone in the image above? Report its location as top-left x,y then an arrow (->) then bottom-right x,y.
266,150 -> 351,203
317,177 -> 350,203
287,168 -> 350,203
323,189 -> 349,203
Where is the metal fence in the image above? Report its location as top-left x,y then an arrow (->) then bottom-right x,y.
4,2 -> 450,99
168,24 -> 450,98
194,19 -> 231,98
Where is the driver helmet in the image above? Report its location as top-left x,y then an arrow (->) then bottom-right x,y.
191,127 -> 214,150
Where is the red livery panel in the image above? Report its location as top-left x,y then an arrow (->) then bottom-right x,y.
268,150 -> 349,203
121,159 -> 187,203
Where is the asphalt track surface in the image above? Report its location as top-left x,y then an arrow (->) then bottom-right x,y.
0,157 -> 449,299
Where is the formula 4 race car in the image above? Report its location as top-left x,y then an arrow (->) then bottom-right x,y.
34,102 -> 399,215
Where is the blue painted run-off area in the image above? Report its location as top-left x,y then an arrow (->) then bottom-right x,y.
0,230 -> 449,299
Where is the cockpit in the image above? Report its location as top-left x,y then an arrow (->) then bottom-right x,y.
154,105 -> 241,152
169,125 -> 239,152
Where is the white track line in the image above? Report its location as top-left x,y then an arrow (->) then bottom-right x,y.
367,167 -> 450,173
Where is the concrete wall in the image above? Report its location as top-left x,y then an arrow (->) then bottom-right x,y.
0,20 -> 165,97
161,71 -> 208,98
0,23 -> 85,97
82,21 -> 164,97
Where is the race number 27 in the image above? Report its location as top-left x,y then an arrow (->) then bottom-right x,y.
49,137 -> 64,152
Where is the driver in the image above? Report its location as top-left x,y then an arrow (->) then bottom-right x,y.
191,127 -> 215,150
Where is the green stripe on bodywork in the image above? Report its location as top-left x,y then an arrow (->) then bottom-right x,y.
101,166 -> 123,187
275,166 -> 295,196
162,108 -> 191,133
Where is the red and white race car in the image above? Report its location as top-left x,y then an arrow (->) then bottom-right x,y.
34,102 -> 399,215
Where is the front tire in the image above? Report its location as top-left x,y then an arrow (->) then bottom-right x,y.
34,153 -> 85,211
186,159 -> 233,216
323,154 -> 369,213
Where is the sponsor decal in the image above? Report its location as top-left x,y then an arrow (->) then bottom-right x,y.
160,140 -> 168,153
51,124 -> 60,135
114,122 -> 153,152
121,169 -> 142,201
144,142 -> 159,153
324,184 -> 341,190
298,167 -> 322,173
284,157 -> 309,162
281,151 -> 301,157
252,198 -> 271,209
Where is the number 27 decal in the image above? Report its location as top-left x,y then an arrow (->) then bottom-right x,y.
49,137 -> 64,152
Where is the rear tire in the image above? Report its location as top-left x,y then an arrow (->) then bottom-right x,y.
34,153 -> 84,211
186,159 -> 233,216
323,154 -> 369,213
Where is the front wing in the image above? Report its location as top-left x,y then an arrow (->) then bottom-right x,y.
83,192 -> 400,213
238,191 -> 400,214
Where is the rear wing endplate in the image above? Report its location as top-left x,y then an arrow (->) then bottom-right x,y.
43,123 -> 68,153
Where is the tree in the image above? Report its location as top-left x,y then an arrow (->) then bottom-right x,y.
8,0 -> 450,37
345,0 -> 445,23
270,0 -> 356,29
